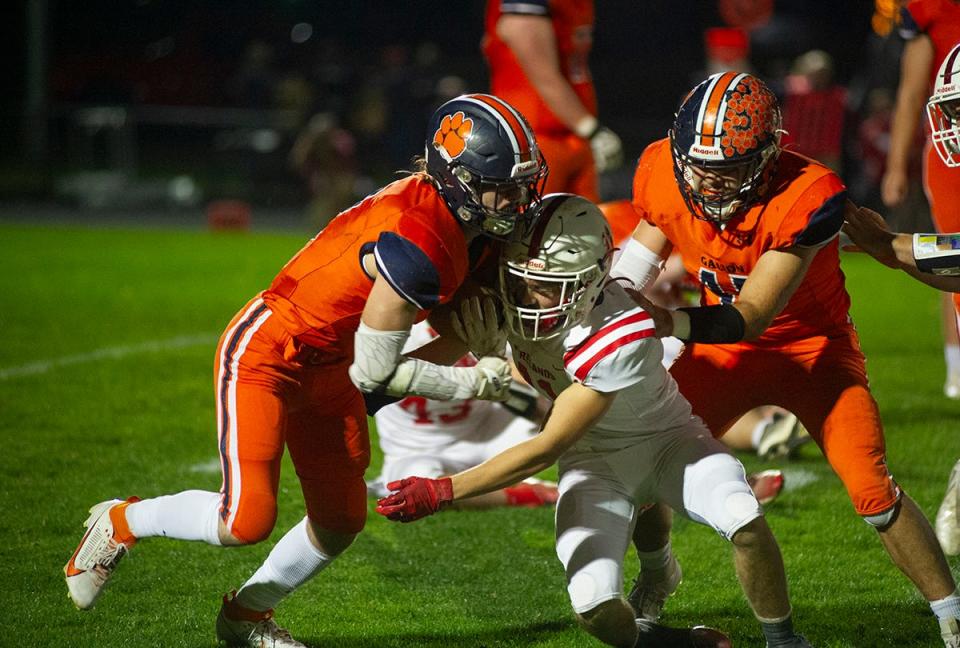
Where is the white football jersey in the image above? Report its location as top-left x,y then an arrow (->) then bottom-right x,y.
509,281 -> 693,449
375,322 -> 495,454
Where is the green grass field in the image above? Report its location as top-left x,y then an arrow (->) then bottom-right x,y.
1,221 -> 957,647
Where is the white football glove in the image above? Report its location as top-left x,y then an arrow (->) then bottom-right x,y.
589,125 -> 623,174
450,296 -> 507,359
471,356 -> 513,401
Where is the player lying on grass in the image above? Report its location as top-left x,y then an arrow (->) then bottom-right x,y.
369,320 -> 558,510
377,194 -> 810,648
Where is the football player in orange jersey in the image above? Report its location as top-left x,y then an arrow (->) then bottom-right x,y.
612,72 -> 959,647
63,93 -> 547,647
483,0 -> 622,202
883,0 -> 960,398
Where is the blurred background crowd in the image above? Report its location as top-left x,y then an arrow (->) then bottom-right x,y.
3,0 -> 930,232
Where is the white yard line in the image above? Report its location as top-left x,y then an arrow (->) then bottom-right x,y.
781,467 -> 821,492
0,333 -> 218,380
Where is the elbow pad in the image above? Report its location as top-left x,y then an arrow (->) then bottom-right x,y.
350,322 -> 511,401
611,238 -> 665,291
348,322 -> 409,394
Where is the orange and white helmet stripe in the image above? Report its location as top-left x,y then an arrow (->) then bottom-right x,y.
463,93 -> 535,165
695,71 -> 748,150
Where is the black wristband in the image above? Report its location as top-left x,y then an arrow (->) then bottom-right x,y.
677,305 -> 746,343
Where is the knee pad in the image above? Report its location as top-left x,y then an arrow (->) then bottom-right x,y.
228,494 -> 278,544
683,453 -> 762,540
302,475 -> 368,535
862,499 -> 901,530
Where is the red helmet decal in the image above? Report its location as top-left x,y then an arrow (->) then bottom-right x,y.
433,111 -> 473,160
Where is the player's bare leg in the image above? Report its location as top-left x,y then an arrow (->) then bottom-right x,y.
577,598 -> 639,648
721,408 -> 768,450
730,518 -> 790,619
875,495 -> 955,599
874,495 -> 960,647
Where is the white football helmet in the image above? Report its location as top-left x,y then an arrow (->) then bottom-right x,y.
500,194 -> 613,341
928,43 -> 960,168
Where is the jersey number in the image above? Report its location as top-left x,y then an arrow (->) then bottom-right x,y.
399,396 -> 472,425
699,268 -> 747,305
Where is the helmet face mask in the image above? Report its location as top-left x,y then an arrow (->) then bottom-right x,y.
426,94 -> 548,238
453,158 -> 548,237
500,194 -> 613,342
927,44 -> 960,168
670,72 -> 782,225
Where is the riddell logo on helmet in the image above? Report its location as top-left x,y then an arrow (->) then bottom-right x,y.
690,144 -> 723,158
433,111 -> 474,161
524,259 -> 546,270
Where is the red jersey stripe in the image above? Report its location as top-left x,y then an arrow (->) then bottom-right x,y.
563,310 -> 652,365
571,329 -> 654,382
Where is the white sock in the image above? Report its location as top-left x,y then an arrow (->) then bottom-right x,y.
637,541 -> 672,572
931,590 -> 960,621
235,517 -> 334,612
125,490 -> 222,545
750,416 -> 774,450
945,345 -> 960,376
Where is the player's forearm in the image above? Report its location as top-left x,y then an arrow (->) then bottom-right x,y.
887,36 -> 934,173
532,76 -> 595,133
886,91 -> 925,172
892,233 -> 918,269
450,439 -> 559,500
900,264 -> 960,292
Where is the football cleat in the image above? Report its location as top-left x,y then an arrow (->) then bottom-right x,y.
216,592 -> 306,648
64,497 -> 139,610
935,459 -> 960,556
635,619 -> 732,648
627,552 -> 683,622
941,617 -> 960,648
757,412 -> 811,460
747,469 -> 785,506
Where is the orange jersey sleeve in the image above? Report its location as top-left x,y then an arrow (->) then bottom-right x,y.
483,0 -> 597,135
262,175 -> 469,350
633,141 -> 851,342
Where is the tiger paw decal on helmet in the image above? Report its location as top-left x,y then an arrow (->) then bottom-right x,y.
719,76 -> 778,158
433,111 -> 473,161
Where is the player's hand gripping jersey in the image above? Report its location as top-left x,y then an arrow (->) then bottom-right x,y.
633,140 -> 850,342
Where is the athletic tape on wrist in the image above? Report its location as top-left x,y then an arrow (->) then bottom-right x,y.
913,233 -> 960,275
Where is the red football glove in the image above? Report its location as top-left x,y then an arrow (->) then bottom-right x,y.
375,476 -> 454,522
